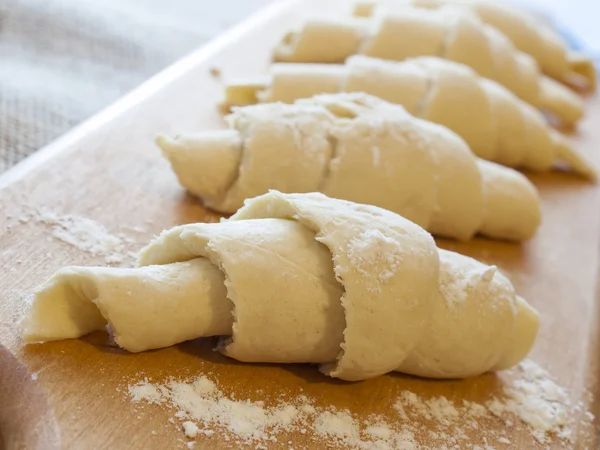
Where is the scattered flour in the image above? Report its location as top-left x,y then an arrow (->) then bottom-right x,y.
182,421 -> 200,438
437,253 -> 498,308
345,229 -> 403,291
425,396 -> 459,426
129,381 -> 165,404
36,210 -> 129,264
486,360 -> 577,444
391,360 -> 595,449
313,410 -> 360,441
129,376 -> 418,449
437,260 -> 469,307
127,360 -> 595,449
24,209 -> 140,265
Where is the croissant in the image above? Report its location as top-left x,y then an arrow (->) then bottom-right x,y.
354,0 -> 596,92
157,92 -> 540,242
274,5 -> 584,125
225,56 -> 597,180
21,191 -> 540,381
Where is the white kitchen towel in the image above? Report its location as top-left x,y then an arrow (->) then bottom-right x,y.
0,0 -> 272,172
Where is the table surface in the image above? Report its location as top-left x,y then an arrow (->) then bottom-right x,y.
0,0 -> 598,448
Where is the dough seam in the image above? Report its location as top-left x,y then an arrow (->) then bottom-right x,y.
413,68 -> 438,118
220,112 -> 250,205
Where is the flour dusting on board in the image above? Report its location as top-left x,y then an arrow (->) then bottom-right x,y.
129,376 -> 420,449
33,210 -> 139,264
486,360 -> 574,444
127,360 -> 595,449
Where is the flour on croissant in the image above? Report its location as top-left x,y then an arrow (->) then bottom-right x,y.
224,56 -> 596,180
354,0 -> 596,92
22,191 -> 540,381
157,92 -> 541,242
274,5 -> 584,125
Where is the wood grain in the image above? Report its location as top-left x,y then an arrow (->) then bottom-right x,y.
0,0 -> 598,448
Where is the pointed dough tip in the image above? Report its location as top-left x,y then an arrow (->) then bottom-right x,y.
552,132 -> 598,182
154,134 -> 180,155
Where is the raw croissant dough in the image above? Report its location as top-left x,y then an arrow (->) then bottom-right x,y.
274,4 -> 584,125
225,56 -> 596,180
22,191 -> 540,381
354,0 -> 596,91
158,92 -> 541,241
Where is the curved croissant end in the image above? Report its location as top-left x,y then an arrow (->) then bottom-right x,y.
551,131 -> 598,182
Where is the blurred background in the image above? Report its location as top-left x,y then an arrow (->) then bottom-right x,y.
0,0 -> 272,172
0,0 -> 597,173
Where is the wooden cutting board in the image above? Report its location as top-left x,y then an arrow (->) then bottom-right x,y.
0,0 -> 599,448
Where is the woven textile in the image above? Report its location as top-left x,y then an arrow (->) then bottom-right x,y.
0,0 -> 272,172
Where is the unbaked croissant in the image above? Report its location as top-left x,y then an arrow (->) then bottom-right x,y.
157,92 -> 541,242
21,191 -> 540,381
354,0 -> 596,92
225,56 -> 596,180
274,5 -> 584,125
